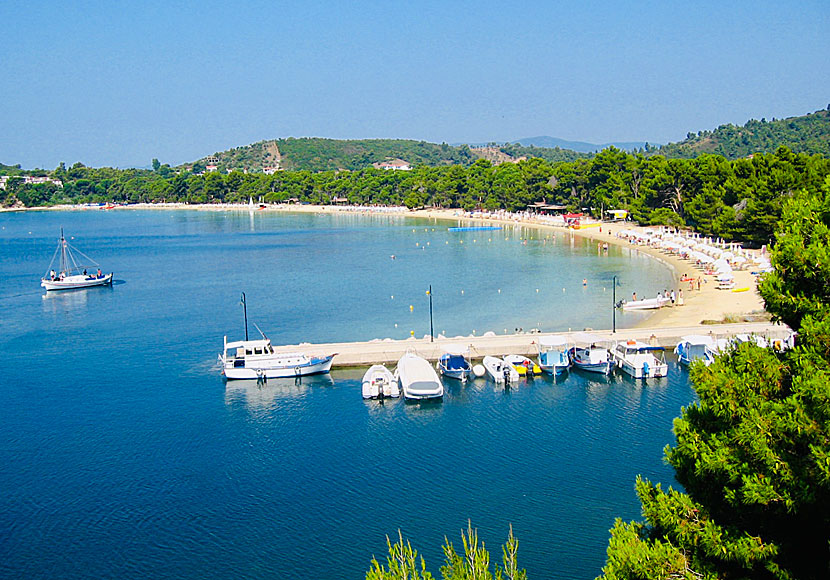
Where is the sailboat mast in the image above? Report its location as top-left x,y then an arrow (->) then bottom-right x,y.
59,228 -> 67,274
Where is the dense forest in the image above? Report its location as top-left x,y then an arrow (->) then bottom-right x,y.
195,138 -> 479,173
655,107 -> 830,159
3,146 -> 829,248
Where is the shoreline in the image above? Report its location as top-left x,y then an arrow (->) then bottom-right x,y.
4,202 -> 769,331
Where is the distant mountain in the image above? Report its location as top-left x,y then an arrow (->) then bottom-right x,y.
656,108 -> 830,159
512,136 -> 652,153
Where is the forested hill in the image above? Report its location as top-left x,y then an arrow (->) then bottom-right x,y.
193,137 -> 594,173
195,138 -> 478,173
656,107 -> 830,159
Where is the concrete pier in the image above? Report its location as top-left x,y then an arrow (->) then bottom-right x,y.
275,321 -> 792,367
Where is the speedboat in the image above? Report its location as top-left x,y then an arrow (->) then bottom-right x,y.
570,332 -> 615,375
612,340 -> 668,379
220,336 -> 336,380
41,229 -> 113,291
438,345 -> 472,382
482,356 -> 520,384
538,335 -> 571,375
674,335 -> 716,366
395,352 -> 443,400
362,365 -> 399,399
503,354 -> 542,376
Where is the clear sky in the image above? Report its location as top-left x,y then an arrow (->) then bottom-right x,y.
2,0 -> 828,169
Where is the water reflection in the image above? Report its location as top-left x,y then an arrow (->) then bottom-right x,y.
224,374 -> 334,410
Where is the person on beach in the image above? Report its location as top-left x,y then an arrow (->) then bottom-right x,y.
670,290 -> 676,304
632,292 -> 637,302
678,289 -> 684,306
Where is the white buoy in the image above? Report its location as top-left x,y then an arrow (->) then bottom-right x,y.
472,364 -> 486,378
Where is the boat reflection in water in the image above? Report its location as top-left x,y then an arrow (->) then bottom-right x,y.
224,374 -> 334,412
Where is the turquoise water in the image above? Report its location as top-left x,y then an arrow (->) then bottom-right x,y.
0,210 -> 690,579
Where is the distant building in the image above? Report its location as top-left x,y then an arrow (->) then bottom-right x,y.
262,166 -> 282,175
24,176 -> 63,187
205,156 -> 219,172
373,159 -> 411,171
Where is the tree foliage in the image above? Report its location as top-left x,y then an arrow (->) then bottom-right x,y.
656,108 -> 830,160
367,523 -> 526,580
599,177 -> 830,580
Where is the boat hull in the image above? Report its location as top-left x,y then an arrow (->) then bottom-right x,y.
573,360 -> 615,375
223,354 -> 335,380
41,273 -> 113,291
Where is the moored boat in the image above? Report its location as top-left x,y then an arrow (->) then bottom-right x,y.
503,354 -> 542,376
570,332 -> 615,375
538,335 -> 571,375
438,345 -> 472,382
40,229 -> 113,291
395,352 -> 443,400
482,355 -> 520,384
619,296 -> 670,311
220,336 -> 336,380
674,335 -> 716,366
362,364 -> 399,399
612,340 -> 668,379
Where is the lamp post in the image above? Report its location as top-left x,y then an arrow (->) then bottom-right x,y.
428,285 -> 434,342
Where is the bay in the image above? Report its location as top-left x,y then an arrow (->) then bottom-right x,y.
0,209 -> 691,579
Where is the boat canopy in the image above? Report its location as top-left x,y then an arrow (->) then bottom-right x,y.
571,332 -> 607,347
679,335 -> 715,346
224,338 -> 274,352
619,340 -> 665,352
539,335 -> 568,347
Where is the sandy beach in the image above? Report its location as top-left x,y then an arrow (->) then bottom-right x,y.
11,201 -> 769,329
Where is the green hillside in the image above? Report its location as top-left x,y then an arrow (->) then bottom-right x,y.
657,107 -> 830,159
194,137 -> 479,173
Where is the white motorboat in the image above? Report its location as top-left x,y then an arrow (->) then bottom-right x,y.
503,354 -> 542,376
395,352 -> 443,400
570,332 -> 615,375
40,229 -> 113,291
612,340 -> 668,379
674,335 -> 716,366
538,335 -> 571,375
220,336 -> 336,380
620,296 -> 670,311
362,364 -> 399,399
438,345 -> 472,382
482,355 -> 520,384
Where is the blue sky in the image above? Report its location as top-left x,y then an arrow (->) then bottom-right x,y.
2,1 -> 828,169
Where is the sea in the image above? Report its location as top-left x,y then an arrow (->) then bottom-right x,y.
0,209 -> 692,579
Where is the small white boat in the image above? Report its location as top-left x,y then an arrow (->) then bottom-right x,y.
362,365 -> 399,399
613,340 -> 668,379
220,336 -> 336,380
570,332 -> 615,375
503,354 -> 542,376
621,296 -> 671,310
41,229 -> 113,291
482,355 -> 520,384
538,335 -> 572,375
438,345 -> 472,382
674,335 -> 716,366
395,352 -> 443,400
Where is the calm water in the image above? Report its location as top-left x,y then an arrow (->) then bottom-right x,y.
0,209 -> 691,579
